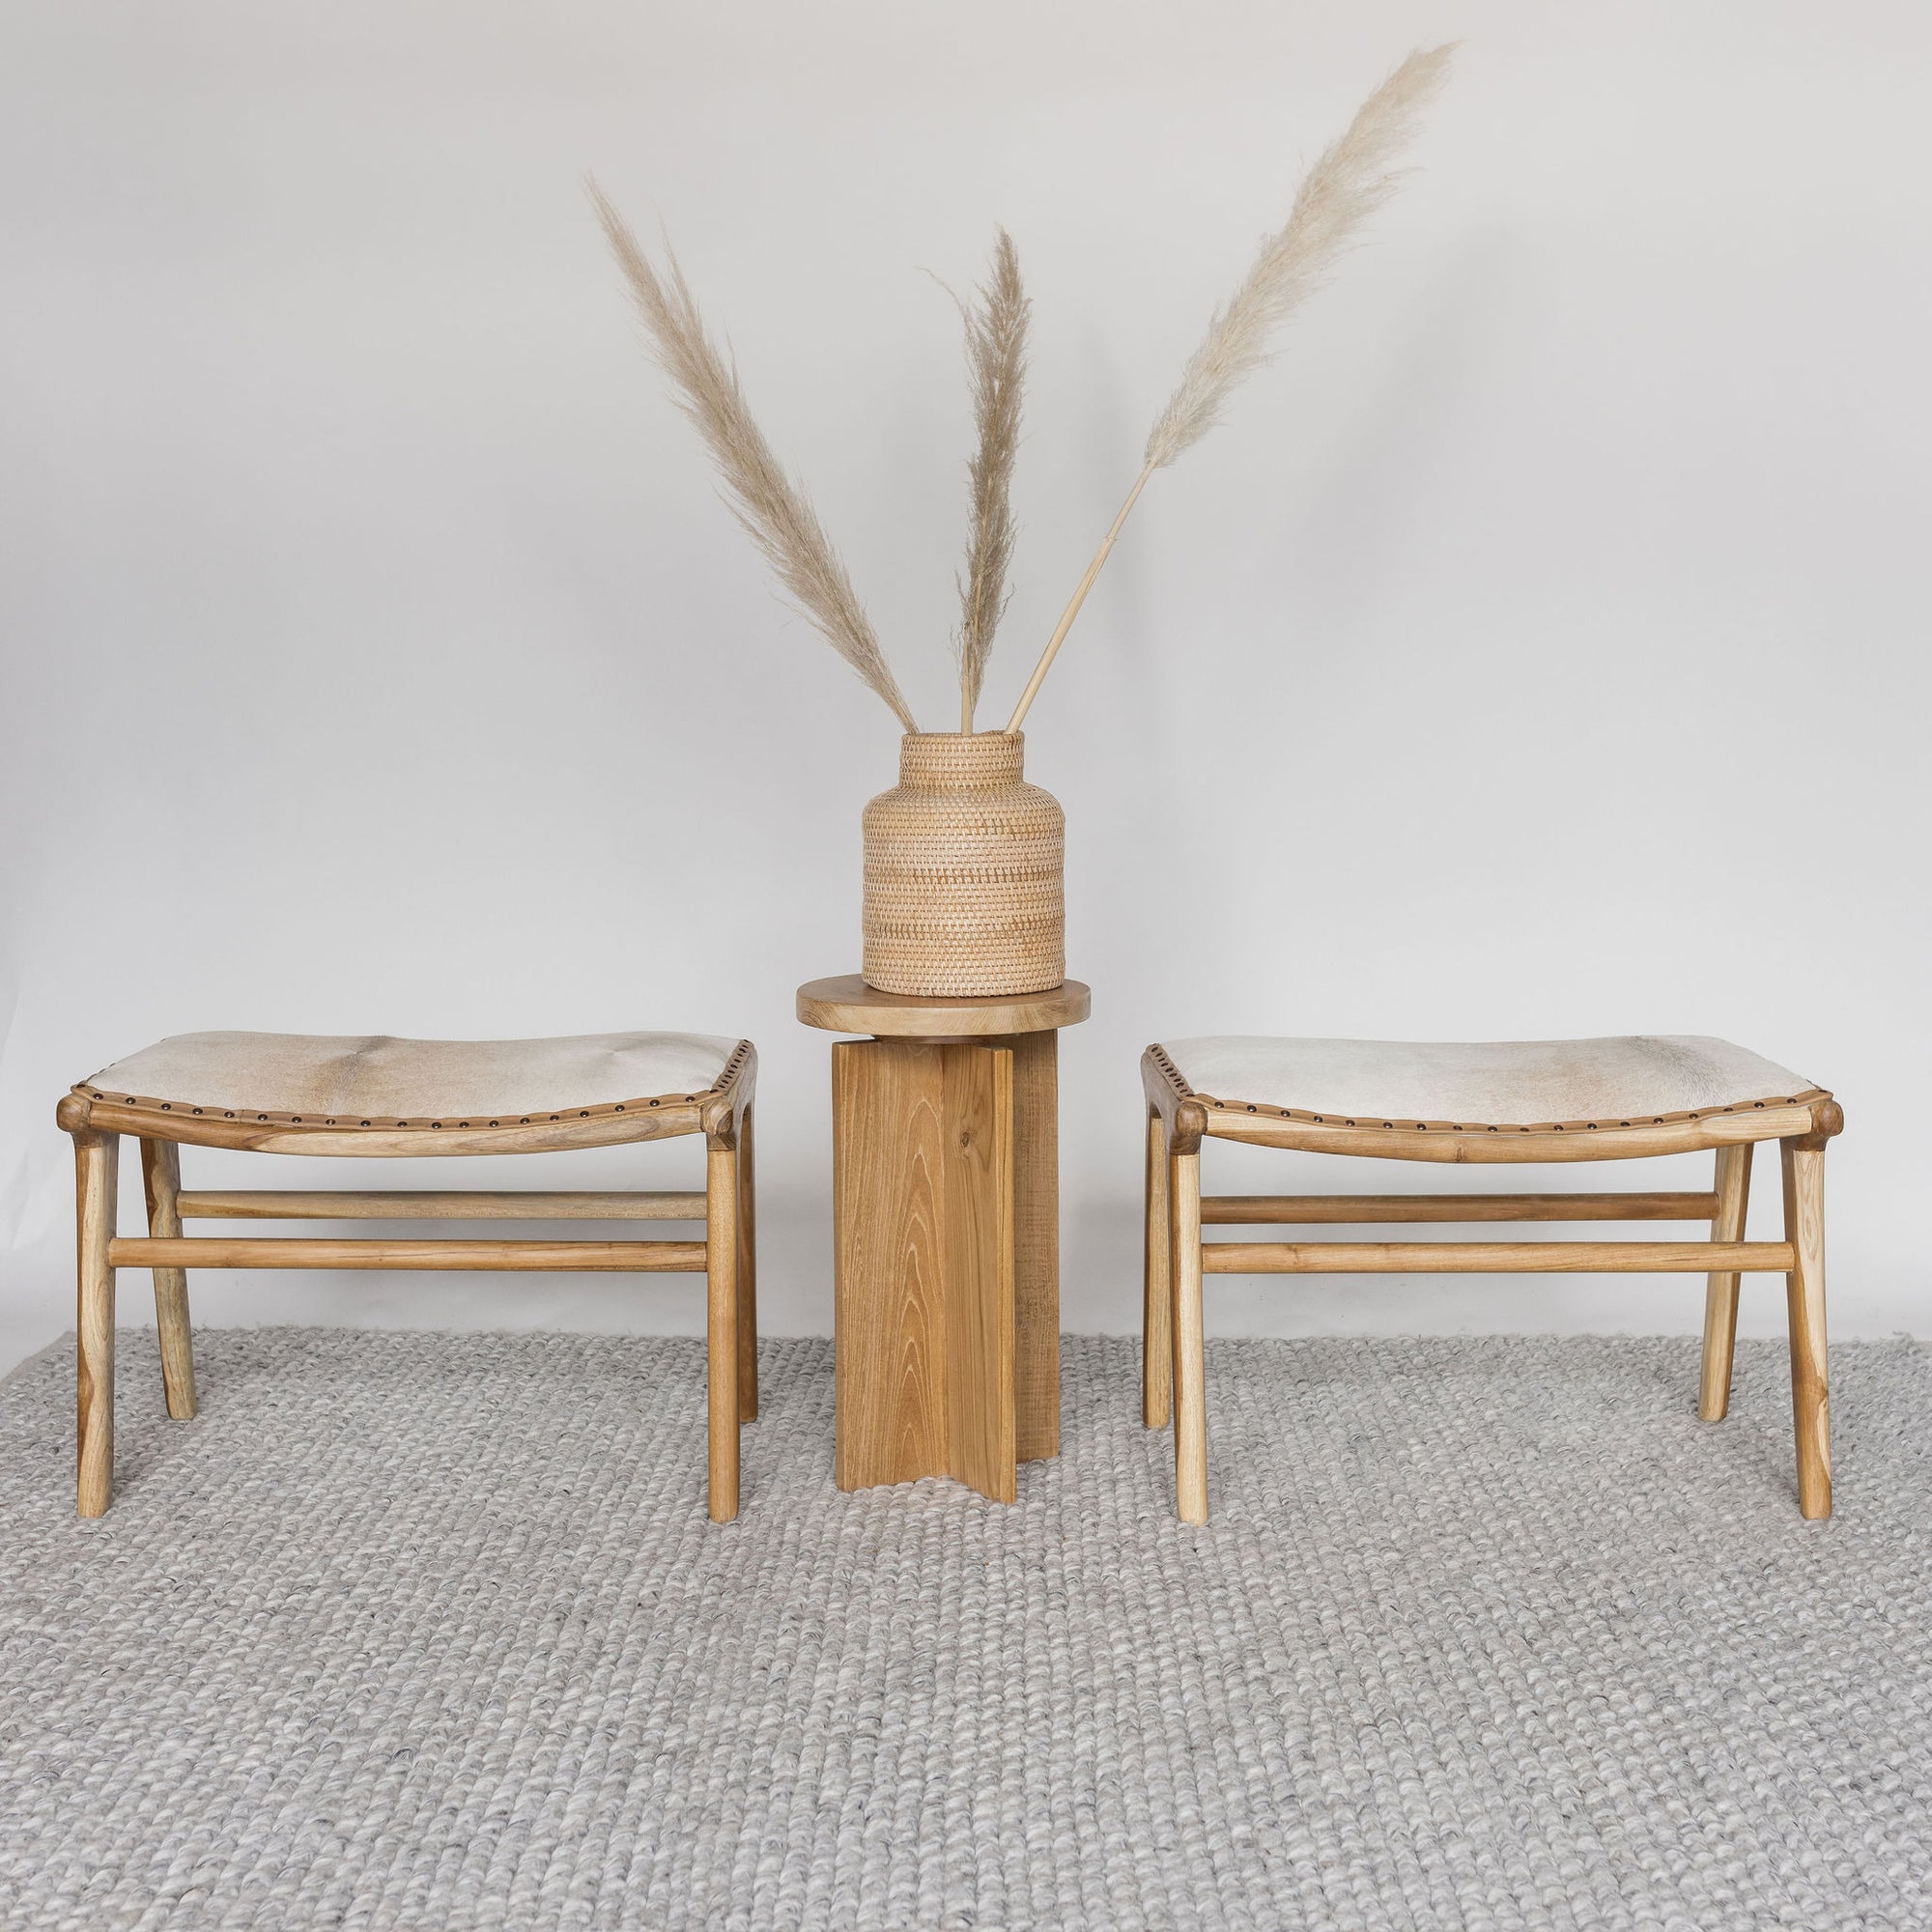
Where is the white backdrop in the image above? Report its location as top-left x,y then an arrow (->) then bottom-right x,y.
4,1 -> 1927,1376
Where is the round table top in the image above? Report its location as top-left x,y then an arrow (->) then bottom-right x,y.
796,975 -> 1091,1038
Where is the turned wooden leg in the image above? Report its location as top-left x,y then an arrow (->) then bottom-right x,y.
1170,1145 -> 1207,1524
736,1104 -> 758,1424
1143,1111 -> 1172,1429
1782,1139 -> 1831,1519
706,1142 -> 741,1522
73,1130 -> 120,1518
140,1138 -> 198,1420
1698,1142 -> 1752,1421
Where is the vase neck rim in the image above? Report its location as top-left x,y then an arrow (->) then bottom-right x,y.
899,729 -> 1023,744
896,729 -> 1026,788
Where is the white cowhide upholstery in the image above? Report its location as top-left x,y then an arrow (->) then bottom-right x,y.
80,1032 -> 740,1120
1158,1035 -> 1816,1126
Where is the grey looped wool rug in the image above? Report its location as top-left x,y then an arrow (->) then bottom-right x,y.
2,1329 -> 1929,1931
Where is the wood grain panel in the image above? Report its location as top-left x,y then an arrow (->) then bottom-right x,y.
799,975 -> 1089,1038
833,1039 -> 949,1488
942,1045 -> 1016,1500
1004,1031 -> 1059,1463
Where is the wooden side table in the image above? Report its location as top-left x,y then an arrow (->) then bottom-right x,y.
797,975 -> 1091,1501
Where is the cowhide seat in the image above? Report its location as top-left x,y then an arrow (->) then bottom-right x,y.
1140,1035 -> 1841,1524
57,1030 -> 757,1520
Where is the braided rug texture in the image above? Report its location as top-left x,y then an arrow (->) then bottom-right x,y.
2,1329 -> 1929,1931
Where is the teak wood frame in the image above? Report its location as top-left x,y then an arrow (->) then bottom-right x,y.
1139,1046 -> 1843,1526
57,1041 -> 759,1523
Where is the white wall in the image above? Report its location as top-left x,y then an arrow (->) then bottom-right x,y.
4,1 -> 1926,1372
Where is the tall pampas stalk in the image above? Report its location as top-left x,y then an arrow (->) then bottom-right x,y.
952,230 -> 1029,732
590,184 -> 920,732
1005,43 -> 1456,732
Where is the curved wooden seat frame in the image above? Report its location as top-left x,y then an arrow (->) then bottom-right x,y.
56,1040 -> 758,1522
1140,1045 -> 1844,1525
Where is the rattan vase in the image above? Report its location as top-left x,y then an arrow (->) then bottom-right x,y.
862,731 -> 1065,998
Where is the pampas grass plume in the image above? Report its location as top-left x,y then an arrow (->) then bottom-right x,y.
953,230 -> 1029,732
1006,44 -> 1455,730
591,184 -> 920,732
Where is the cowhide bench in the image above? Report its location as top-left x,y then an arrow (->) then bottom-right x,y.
1140,1034 -> 1841,1524
57,1030 -> 757,1520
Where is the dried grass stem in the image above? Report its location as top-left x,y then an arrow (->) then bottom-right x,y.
1006,44 -> 1455,732
953,231 -> 1029,731
592,183 -> 919,731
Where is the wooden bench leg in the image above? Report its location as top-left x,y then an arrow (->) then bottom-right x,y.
1698,1142 -> 1751,1421
1782,1139 -> 1831,1519
1170,1145 -> 1207,1523
1144,1111 -> 1172,1429
736,1105 -> 758,1424
141,1139 -> 198,1420
74,1130 -> 119,1518
706,1142 -> 741,1521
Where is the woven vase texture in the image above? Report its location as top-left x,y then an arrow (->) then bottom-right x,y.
862,731 -> 1065,998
